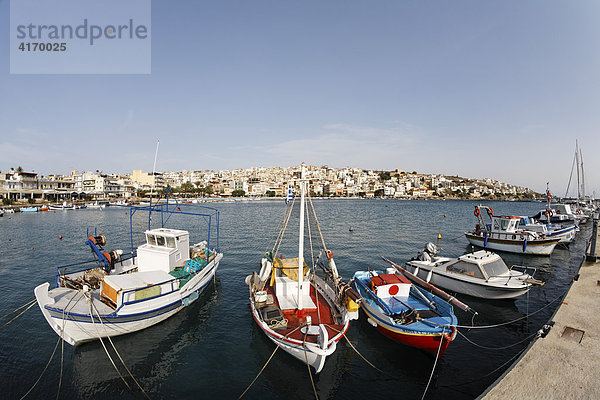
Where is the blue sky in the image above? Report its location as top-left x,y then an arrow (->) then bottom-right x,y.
1,0 -> 599,195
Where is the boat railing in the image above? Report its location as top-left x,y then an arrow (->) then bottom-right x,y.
115,259 -> 212,309
118,276 -> 181,308
54,252 -> 137,286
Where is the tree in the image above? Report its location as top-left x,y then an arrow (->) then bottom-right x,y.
374,189 -> 384,197
181,181 -> 194,196
17,166 -> 23,172
379,171 -> 391,181
266,190 -> 276,197
232,190 -> 246,197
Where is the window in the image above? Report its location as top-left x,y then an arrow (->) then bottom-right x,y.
146,234 -> 156,246
156,235 -> 165,246
447,261 -> 485,279
481,258 -> 509,278
166,237 -> 176,248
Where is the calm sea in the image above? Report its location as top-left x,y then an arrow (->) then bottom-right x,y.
0,200 -> 588,399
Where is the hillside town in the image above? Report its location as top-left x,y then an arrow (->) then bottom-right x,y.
0,165 -> 538,204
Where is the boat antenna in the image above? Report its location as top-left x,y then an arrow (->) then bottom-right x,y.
149,140 -> 160,204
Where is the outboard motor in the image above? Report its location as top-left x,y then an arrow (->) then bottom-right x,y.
417,242 -> 440,261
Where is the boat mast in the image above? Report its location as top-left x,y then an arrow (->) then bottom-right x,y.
575,140 -> 581,203
580,145 -> 586,203
298,163 -> 306,311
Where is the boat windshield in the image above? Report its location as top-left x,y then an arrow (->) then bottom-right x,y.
447,261 -> 485,279
146,233 -> 157,246
481,258 -> 509,278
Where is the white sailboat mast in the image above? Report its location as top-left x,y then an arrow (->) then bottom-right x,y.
575,140 -> 581,202
298,163 -> 306,310
580,146 -> 586,201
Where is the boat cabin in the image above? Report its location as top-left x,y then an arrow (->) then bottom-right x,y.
272,257 -> 316,311
447,251 -> 509,280
137,228 -> 190,273
490,215 -> 520,233
370,274 -> 411,298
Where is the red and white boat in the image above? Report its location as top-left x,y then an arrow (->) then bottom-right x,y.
245,163 -> 360,374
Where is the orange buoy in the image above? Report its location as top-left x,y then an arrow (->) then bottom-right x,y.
30,247 -> 34,250
59,234 -> 63,240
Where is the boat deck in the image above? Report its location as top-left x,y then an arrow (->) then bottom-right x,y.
263,284 -> 344,343
49,288 -> 115,316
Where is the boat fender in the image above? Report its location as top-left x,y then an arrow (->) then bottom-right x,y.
258,258 -> 272,282
182,291 -> 199,306
483,232 -> 488,247
367,318 -> 378,327
523,239 -> 527,253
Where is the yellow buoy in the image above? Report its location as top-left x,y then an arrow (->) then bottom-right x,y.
437,233 -> 442,240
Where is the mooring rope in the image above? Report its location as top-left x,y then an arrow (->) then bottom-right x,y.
420,327 -> 445,400
238,324 -> 305,399
57,291 -> 80,400
0,298 -> 37,321
87,299 -> 132,391
456,291 -> 564,329
440,345 -> 528,389
19,337 -> 61,400
456,329 -> 540,350
302,331 -> 319,400
0,300 -> 37,330
89,299 -> 151,399
325,324 -> 397,379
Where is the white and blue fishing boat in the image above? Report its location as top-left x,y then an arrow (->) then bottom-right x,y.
352,267 -> 458,356
34,187 -> 223,346
518,216 -> 576,245
465,206 -> 559,255
19,206 -> 38,212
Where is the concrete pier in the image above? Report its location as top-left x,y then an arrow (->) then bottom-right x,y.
481,219 -> 600,399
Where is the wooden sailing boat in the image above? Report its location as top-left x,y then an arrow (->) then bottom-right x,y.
245,163 -> 360,373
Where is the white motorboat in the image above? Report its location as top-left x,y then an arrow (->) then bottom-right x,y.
245,164 -> 360,374
465,206 -> 559,256
34,189 -> 223,346
405,243 -> 543,299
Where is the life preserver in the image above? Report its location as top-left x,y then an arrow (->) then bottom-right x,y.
545,210 -> 553,217
326,250 -> 334,260
474,208 -> 481,217
487,207 -> 494,216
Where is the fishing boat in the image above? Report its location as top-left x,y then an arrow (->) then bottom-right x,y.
87,202 -> 106,209
34,187 -> 223,346
352,266 -> 458,356
465,206 -> 559,255
404,243 -> 543,299
518,216 -> 576,245
245,164 -> 360,374
38,206 -> 50,212
19,206 -> 38,212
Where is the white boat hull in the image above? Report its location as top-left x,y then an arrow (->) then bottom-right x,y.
35,254 -> 222,346
465,233 -> 558,255
404,264 -> 530,299
249,298 -> 345,374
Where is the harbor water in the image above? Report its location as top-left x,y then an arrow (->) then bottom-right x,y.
0,200 -> 588,399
